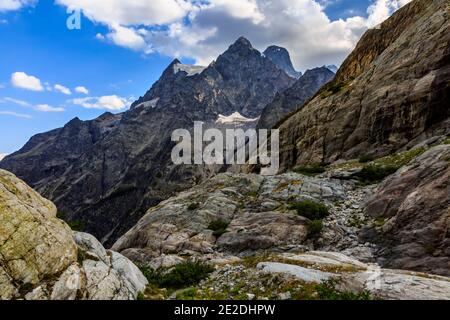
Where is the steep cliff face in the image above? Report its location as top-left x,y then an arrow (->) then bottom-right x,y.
0,37 -> 295,246
258,67 -> 335,129
362,145 -> 450,276
277,0 -> 450,170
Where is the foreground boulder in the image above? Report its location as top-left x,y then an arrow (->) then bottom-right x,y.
363,145 -> 450,276
0,170 -> 147,300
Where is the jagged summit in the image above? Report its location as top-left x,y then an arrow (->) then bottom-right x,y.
264,45 -> 302,79
215,37 -> 260,65
170,58 -> 182,65
158,58 -> 183,78
233,36 -> 253,48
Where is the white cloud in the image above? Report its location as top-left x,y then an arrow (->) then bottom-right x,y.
0,97 -> 31,107
54,0 -> 411,70
367,0 -> 412,28
0,153 -> 7,160
144,0 -> 369,69
105,23 -> 148,51
0,110 -> 32,119
55,0 -> 192,25
54,84 -> 72,95
35,104 -> 65,112
211,0 -> 264,24
11,72 -> 44,91
70,95 -> 131,111
1,97 -> 65,112
0,0 -> 36,12
75,86 -> 89,94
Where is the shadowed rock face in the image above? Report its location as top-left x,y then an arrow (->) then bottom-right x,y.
258,67 -> 335,129
277,0 -> 450,170
264,45 -> 302,79
362,145 -> 450,276
0,37 -> 295,246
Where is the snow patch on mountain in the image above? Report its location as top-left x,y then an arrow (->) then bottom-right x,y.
326,65 -> 338,73
174,63 -> 206,76
216,112 -> 259,125
134,98 -> 160,109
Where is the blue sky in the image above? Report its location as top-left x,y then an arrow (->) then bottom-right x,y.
0,0 -> 409,155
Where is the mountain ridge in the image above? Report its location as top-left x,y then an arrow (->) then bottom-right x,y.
0,37 -> 296,246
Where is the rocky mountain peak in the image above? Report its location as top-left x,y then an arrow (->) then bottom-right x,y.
264,45 -> 302,78
159,58 -> 183,77
232,36 -> 253,49
215,36 -> 259,65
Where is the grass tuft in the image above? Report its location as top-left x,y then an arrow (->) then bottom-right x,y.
289,200 -> 330,220
208,220 -> 229,238
293,164 -> 326,176
140,261 -> 214,290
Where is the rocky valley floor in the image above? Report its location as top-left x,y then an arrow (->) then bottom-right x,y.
113,141 -> 450,300
1,141 -> 449,300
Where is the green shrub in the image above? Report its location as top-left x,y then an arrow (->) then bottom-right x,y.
328,82 -> 345,94
289,200 -> 330,220
208,220 -> 229,238
137,292 -> 146,300
359,154 -> 375,163
373,147 -> 427,168
354,164 -> 399,184
176,287 -> 198,300
187,202 -> 200,211
57,211 -> 85,231
56,211 -> 67,220
139,266 -> 161,286
140,261 -> 214,290
77,249 -> 87,264
293,164 -> 326,176
67,220 -> 85,232
307,219 -> 324,237
315,280 -> 373,300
